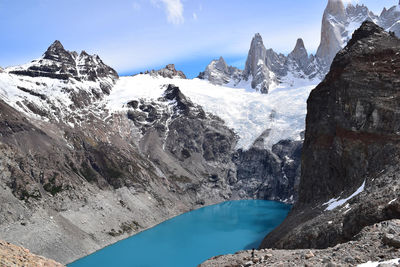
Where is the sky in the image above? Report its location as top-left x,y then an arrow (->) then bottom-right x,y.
0,0 -> 398,78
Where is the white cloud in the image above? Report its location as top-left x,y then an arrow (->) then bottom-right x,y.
154,0 -> 184,25
193,12 -> 198,20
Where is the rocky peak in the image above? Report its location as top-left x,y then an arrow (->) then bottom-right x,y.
76,50 -> 119,83
43,40 -> 75,66
243,33 -> 275,93
325,0 -> 346,21
198,56 -> 242,86
244,33 -> 267,78
214,57 -> 229,73
288,38 -> 309,71
379,4 -> 400,31
8,40 -> 118,84
146,64 -> 186,79
316,0 -> 348,70
346,20 -> 387,48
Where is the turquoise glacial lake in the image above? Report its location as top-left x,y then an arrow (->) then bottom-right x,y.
68,200 -> 290,267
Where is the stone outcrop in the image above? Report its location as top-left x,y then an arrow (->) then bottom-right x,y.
0,240 -> 64,267
261,21 -> 400,250
145,64 -> 186,79
233,139 -> 302,202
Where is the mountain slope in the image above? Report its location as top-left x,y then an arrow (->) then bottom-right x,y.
0,40 -> 311,263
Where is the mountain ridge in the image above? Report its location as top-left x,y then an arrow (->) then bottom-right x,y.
199,0 -> 400,94
0,40 -> 303,264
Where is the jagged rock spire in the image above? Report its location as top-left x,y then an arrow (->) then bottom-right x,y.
288,38 -> 310,73
43,40 -> 76,66
243,33 -> 267,78
325,0 -> 346,20
242,33 -> 275,93
316,0 -> 348,71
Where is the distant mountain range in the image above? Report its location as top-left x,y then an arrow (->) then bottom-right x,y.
199,0 -> 400,93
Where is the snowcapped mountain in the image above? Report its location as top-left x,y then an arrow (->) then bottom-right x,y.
200,34 -> 321,94
0,40 -> 119,124
0,40 -> 307,263
198,57 -> 242,86
200,0 -> 400,94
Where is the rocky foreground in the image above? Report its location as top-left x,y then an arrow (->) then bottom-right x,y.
200,220 -> 400,267
0,239 -> 64,267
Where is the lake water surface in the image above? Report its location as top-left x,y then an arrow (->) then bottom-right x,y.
68,200 -> 290,267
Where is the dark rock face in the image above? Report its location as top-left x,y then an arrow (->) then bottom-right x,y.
9,40 -> 118,85
261,21 -> 400,250
145,64 -> 186,79
0,97 -> 153,201
300,21 -> 400,207
126,84 -> 238,201
233,140 -> 302,202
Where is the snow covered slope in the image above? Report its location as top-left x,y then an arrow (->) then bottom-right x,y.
106,75 -> 318,149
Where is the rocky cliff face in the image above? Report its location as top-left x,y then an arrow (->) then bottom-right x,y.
261,21 -> 400,250
233,138 -> 302,202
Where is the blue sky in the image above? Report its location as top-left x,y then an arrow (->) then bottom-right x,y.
0,0 -> 398,78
